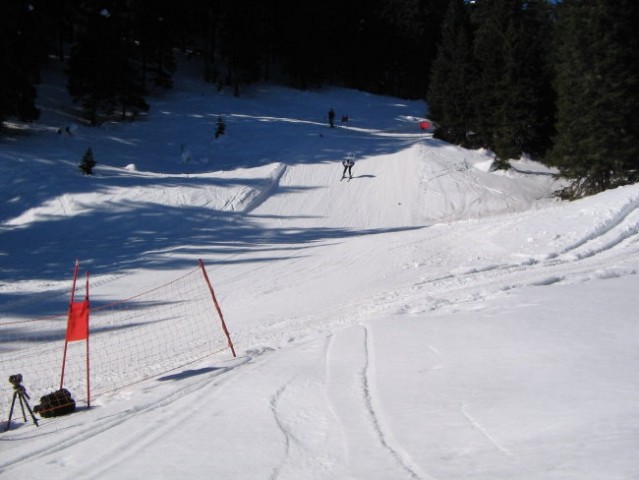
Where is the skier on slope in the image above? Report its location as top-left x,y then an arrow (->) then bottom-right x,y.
341,156 -> 354,180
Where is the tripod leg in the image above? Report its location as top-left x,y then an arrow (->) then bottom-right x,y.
21,394 -> 39,427
18,395 -> 28,422
4,392 -> 18,432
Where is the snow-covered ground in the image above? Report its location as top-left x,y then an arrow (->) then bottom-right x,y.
1,62 -> 639,479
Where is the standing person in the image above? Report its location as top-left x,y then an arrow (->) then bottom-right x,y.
342,155 -> 354,180
328,108 -> 335,128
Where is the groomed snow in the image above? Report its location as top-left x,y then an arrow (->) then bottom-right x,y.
1,63 -> 638,480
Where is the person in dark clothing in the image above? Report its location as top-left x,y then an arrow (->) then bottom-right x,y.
342,156 -> 354,179
328,108 -> 335,128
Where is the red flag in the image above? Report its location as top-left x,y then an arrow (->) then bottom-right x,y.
66,300 -> 89,341
419,121 -> 430,130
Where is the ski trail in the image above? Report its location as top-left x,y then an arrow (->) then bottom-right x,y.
268,384 -> 292,480
266,335 -> 350,480
351,193 -> 639,320
326,325 -> 435,480
460,402 -> 513,457
556,195 -> 639,260
361,325 -> 434,480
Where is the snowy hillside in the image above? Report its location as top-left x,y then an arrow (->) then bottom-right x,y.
1,63 -> 639,480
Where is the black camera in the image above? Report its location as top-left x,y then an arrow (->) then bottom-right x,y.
9,374 -> 23,388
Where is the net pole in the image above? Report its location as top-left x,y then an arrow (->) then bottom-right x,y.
198,259 -> 236,357
85,270 -> 91,408
60,260 -> 80,389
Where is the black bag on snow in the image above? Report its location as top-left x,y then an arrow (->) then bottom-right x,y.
33,388 -> 76,418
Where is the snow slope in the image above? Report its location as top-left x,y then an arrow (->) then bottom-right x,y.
1,62 -> 639,479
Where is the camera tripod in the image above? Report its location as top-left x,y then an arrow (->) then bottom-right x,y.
5,383 -> 39,432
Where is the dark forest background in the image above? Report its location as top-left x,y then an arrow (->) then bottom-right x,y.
1,0 -> 638,198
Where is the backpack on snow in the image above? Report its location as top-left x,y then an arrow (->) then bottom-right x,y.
33,388 -> 76,418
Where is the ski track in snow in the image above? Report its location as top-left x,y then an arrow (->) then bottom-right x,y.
460,402 -> 513,457
557,192 -> 639,260
266,335 -> 350,479
360,326 -> 431,480
261,327 -> 436,479
268,384 -> 292,480
320,327 -> 435,479
362,194 -> 639,319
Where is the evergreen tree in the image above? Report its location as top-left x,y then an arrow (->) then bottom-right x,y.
550,0 -> 639,198
189,0 -> 222,84
459,0 -> 554,167
518,0 -> 556,158
0,0 -> 41,127
376,0 -> 449,98
327,0 -> 378,92
67,2 -> 147,124
492,0 -> 555,164
129,1 -> 177,90
467,0 -> 519,160
79,147 -> 97,175
273,1 -> 336,90
427,0 -> 476,145
215,115 -> 226,138
218,0 -> 269,96
39,0 -> 76,62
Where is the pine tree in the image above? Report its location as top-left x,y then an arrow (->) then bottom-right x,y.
428,0 -> 476,145
550,0 -> 639,198
457,0 -> 555,167
273,1 -> 335,90
67,3 -> 148,124
376,0 -> 449,98
516,0 -> 556,158
215,115 -> 226,138
129,1 -> 177,90
79,148 -> 97,175
492,1 -> 555,164
0,1 -> 40,127
217,0 -> 271,96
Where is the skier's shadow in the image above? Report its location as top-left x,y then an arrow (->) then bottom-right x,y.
351,175 -> 376,179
